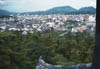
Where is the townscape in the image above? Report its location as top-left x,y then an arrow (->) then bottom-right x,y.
0,0 -> 97,68
0,14 -> 96,35
0,14 -> 96,69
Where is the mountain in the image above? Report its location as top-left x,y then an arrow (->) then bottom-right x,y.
0,9 -> 11,15
78,6 -> 96,14
0,6 -> 96,15
26,6 -> 96,14
46,6 -> 96,14
46,6 -> 77,14
0,9 -> 18,15
21,11 -> 45,15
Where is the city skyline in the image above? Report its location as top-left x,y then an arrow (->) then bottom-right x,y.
0,0 -> 96,12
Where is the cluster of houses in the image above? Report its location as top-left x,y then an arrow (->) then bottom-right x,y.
0,14 -> 96,35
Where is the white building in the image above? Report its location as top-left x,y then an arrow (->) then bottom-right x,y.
46,22 -> 55,27
89,16 -> 96,22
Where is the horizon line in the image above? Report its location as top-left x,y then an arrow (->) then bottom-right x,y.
0,5 -> 96,13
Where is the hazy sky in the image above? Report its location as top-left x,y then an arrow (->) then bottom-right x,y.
0,0 -> 96,12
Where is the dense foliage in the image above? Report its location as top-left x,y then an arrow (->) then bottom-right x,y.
0,30 -> 95,69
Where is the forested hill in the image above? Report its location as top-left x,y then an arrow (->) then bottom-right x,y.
0,6 -> 96,15
78,7 -> 96,14
21,6 -> 96,14
0,9 -> 11,15
46,6 -> 77,14
0,9 -> 17,15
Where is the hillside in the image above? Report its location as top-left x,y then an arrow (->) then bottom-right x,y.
0,9 -> 11,15
78,6 -> 96,14
46,6 -> 77,14
0,6 -> 96,15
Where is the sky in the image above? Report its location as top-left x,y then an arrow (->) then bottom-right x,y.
0,0 -> 96,12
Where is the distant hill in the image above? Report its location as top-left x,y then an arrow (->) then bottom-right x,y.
0,9 -> 11,15
78,6 -> 96,14
22,6 -> 96,14
46,6 -> 77,14
21,11 -> 45,15
0,9 -> 17,15
0,6 -> 96,15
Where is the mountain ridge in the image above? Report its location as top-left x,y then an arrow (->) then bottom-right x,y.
0,6 -> 96,15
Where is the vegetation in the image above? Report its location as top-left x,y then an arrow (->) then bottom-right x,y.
0,30 -> 95,69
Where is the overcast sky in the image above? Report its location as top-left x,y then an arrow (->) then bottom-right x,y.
0,0 -> 96,12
